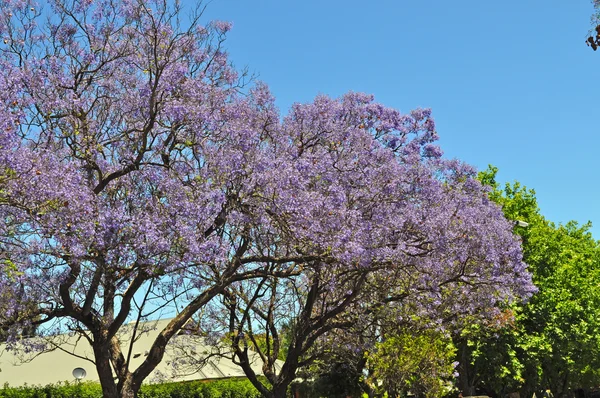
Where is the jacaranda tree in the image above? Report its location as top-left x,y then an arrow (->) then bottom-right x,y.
0,1 -> 534,397
194,96 -> 536,397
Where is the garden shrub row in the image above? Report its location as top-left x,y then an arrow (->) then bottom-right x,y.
0,378 -> 262,398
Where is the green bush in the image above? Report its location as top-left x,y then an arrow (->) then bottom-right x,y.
0,378 -> 262,398
139,378 -> 263,398
0,381 -> 103,398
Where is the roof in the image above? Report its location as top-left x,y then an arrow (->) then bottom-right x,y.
0,318 -> 277,386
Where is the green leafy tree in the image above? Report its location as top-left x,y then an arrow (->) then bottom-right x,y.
518,221 -> 600,396
457,166 -> 600,397
366,329 -> 457,398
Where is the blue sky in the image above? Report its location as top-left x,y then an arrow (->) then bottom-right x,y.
197,0 -> 599,236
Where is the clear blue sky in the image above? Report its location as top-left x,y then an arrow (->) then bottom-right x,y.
196,0 -> 599,236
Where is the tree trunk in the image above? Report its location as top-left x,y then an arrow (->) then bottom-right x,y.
117,387 -> 136,398
118,377 -> 138,398
270,384 -> 289,398
94,343 -> 120,398
457,339 -> 477,396
93,341 -> 141,398
96,373 -> 140,398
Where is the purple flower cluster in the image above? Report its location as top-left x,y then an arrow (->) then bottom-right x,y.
0,0 -> 534,394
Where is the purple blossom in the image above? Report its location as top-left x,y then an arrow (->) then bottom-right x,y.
0,1 -> 534,396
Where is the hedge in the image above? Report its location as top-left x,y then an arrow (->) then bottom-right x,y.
0,378 -> 263,398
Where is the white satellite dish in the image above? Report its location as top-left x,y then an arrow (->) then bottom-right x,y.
72,367 -> 87,380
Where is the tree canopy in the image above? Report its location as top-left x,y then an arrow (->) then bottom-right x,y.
0,2 -> 533,397
457,167 -> 600,398
587,1 -> 600,49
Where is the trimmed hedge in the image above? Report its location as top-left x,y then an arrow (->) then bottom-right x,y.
139,378 -> 263,398
0,382 -> 102,398
0,378 -> 263,398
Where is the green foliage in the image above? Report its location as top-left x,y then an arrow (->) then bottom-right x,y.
240,331 -> 289,362
0,167 -> 15,203
0,379 -> 262,398
462,166 -> 600,397
140,378 -> 263,398
0,381 -> 102,398
366,330 -> 457,398
294,361 -> 364,398
516,221 -> 600,396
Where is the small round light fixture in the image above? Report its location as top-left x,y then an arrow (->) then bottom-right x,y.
72,367 -> 87,380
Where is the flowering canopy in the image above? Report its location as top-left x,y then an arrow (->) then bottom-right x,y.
0,0 -> 534,397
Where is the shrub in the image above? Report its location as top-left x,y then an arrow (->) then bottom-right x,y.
0,378 -> 262,398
